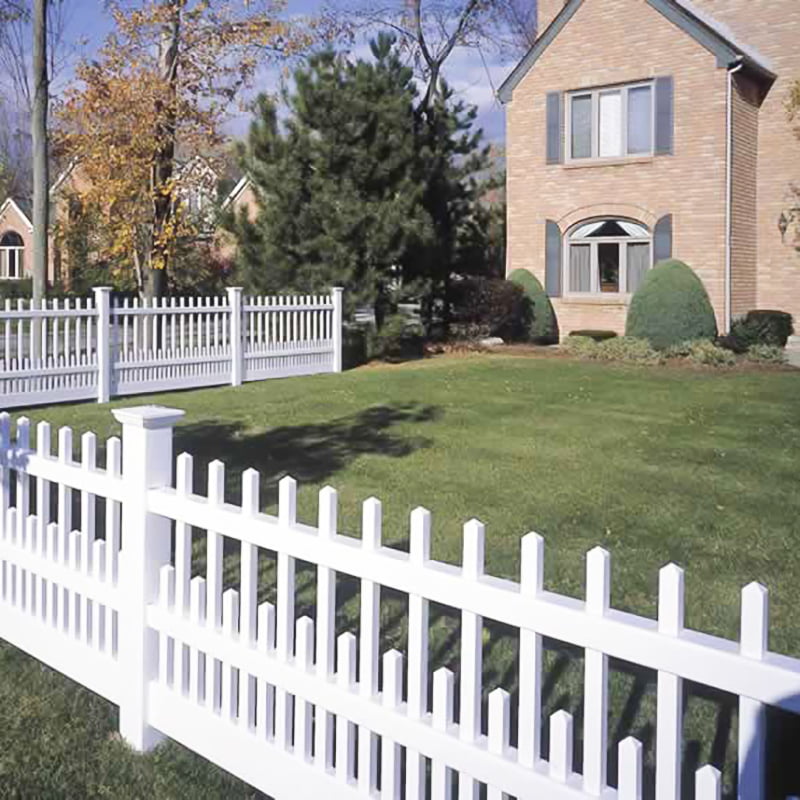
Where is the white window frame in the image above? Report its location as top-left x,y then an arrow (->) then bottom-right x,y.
0,235 -> 24,281
564,219 -> 652,297
566,81 -> 654,162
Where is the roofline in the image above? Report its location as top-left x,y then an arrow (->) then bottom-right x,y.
221,175 -> 251,210
49,158 -> 78,198
0,197 -> 34,232
497,0 -> 582,104
497,0 -> 776,104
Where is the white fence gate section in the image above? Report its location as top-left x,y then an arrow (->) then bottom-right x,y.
0,287 -> 343,409
0,406 -> 799,800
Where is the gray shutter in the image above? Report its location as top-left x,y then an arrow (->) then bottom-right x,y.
545,219 -> 562,296
654,76 -> 674,155
546,92 -> 563,164
653,214 -> 672,263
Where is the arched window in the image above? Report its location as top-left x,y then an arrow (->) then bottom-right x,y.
0,231 -> 24,280
565,218 -> 651,295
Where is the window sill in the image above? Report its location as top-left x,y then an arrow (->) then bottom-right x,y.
559,294 -> 631,306
563,156 -> 654,169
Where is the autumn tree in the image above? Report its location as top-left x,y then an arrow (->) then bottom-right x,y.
31,0 -> 47,300
56,0 -> 314,297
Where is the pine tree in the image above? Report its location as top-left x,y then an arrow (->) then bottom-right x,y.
229,35 -> 429,316
407,83 -> 492,333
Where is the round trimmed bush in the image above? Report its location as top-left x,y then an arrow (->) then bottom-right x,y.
508,269 -> 559,344
625,259 -> 717,350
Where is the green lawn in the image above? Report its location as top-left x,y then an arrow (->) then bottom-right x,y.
3,353 -> 800,797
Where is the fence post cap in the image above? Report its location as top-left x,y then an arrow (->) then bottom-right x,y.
92,286 -> 113,294
112,405 -> 185,429
226,286 -> 244,295
332,286 -> 344,294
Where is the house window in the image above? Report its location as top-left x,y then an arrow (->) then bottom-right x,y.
566,219 -> 651,295
0,231 -> 24,280
568,82 -> 653,160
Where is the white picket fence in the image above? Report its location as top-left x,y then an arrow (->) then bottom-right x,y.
0,287 -> 343,408
0,406 -> 798,800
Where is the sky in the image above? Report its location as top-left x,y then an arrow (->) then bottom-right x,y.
54,0 -> 517,143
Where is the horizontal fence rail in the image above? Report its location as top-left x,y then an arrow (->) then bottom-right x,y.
0,406 -> 799,799
0,288 -> 343,408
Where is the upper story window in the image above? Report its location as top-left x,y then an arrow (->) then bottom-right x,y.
0,231 -> 24,280
568,82 -> 653,161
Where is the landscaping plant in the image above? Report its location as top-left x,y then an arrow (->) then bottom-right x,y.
743,343 -> 787,364
722,310 -> 795,352
625,259 -> 717,349
449,277 -> 531,341
508,268 -> 558,343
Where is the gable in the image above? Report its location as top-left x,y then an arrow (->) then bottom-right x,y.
0,198 -> 33,232
498,0 -> 775,103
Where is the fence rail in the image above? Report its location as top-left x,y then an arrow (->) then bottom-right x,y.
0,288 -> 343,408
0,406 -> 798,799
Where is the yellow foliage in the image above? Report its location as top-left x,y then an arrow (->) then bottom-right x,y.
55,0 -> 318,292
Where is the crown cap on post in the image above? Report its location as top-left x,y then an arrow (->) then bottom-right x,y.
112,406 -> 185,429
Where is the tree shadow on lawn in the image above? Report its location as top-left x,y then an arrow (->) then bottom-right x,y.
173,402 -> 442,508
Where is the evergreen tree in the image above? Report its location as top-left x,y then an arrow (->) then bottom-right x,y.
406,83 -> 492,333
228,35 -> 429,316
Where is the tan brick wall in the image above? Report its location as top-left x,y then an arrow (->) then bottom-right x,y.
505,0 -> 729,337
689,0 -> 800,320
730,73 -> 759,316
537,0 -> 569,34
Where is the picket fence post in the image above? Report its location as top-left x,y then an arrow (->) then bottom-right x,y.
332,286 -> 343,373
94,287 -> 112,403
113,405 -> 185,751
227,287 -> 244,386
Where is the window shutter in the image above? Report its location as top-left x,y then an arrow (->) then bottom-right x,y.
545,219 -> 562,296
546,92 -> 563,164
653,214 -> 673,263
654,76 -> 674,155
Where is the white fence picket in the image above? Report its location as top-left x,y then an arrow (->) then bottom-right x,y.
0,405 -> 797,800
0,290 -> 342,407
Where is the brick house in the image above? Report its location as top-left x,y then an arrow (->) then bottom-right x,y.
499,0 -> 800,337
0,156 -> 257,288
0,198 -> 34,282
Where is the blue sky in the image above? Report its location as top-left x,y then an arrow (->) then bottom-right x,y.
58,0 -> 515,143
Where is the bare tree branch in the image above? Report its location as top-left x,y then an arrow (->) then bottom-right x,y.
326,0 -> 536,117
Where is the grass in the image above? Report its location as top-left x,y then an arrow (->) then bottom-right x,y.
3,352 -> 800,797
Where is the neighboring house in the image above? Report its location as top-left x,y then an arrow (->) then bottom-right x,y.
0,198 -> 34,282
215,174 -> 258,262
499,0 -> 800,337
0,155 -> 257,287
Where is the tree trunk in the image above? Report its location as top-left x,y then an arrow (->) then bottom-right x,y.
31,0 -> 48,302
147,0 -> 180,299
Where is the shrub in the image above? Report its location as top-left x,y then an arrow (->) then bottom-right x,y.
721,310 -> 795,352
662,340 -> 695,358
596,336 -> 660,363
449,277 -> 531,341
507,269 -> 558,343
743,344 -> 787,364
372,313 -> 425,361
683,339 -> 736,366
569,329 -> 617,342
0,278 -> 32,301
626,260 -> 717,350
343,324 -> 369,369
562,335 -> 600,358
